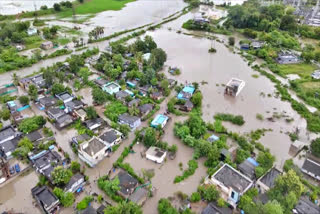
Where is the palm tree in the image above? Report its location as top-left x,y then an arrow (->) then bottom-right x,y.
129,104 -> 140,116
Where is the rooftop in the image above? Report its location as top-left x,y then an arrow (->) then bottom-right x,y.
128,187 -> 148,204
73,134 -> 91,143
117,170 -> 139,196
213,163 -> 252,193
56,92 -> 73,101
118,113 -> 140,124
128,98 -> 140,107
302,158 -> 320,178
99,129 -> 120,144
151,114 -> 169,127
146,146 -> 166,158
39,97 -> 57,107
201,202 -> 233,214
259,168 -> 281,188
26,130 -> 43,142
0,126 -> 16,142
65,173 -> 84,191
294,196 -> 320,214
138,103 -> 153,114
47,107 -> 65,117
84,118 -> 104,129
81,137 -> 107,157
31,186 -> 59,208
31,150 -> 61,170
238,158 -> 259,180
115,90 -> 130,99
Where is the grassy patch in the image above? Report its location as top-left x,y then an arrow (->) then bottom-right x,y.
56,38 -> 71,45
277,63 -> 317,78
58,0 -> 135,17
24,35 -> 43,49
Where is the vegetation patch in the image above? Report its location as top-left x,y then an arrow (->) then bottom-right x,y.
214,113 -> 245,125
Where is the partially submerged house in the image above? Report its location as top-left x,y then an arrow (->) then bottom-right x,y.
78,137 -> 111,167
99,129 -> 123,147
117,170 -> 139,199
289,140 -> 308,156
74,108 -> 87,121
146,146 -> 167,164
72,133 -> 91,145
128,98 -> 140,108
27,27 -> 37,36
207,134 -> 219,143
256,167 -> 281,193
151,91 -> 163,101
94,78 -> 108,88
65,173 -> 85,193
47,107 -> 65,121
238,157 -> 259,180
102,82 -> 121,95
55,114 -> 74,130
118,113 -> 141,130
311,70 -> 320,79
41,41 -> 53,50
138,103 -> 153,117
0,126 -> 21,160
180,100 -> 194,112
31,186 -> 60,214
224,78 -> 245,97
205,163 -> 253,208
115,90 -> 131,102
0,126 -> 20,144
301,158 -> 320,181
177,85 -> 195,100
151,114 -> 169,129
128,187 -> 148,206
65,100 -> 84,113
276,51 -> 300,64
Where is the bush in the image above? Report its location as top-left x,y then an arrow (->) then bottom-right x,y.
228,37 -> 235,46
214,113 -> 245,125
198,185 -> 220,202
190,192 -> 201,202
76,196 -> 93,210
311,138 -> 320,158
174,159 -> 198,183
18,116 -> 46,133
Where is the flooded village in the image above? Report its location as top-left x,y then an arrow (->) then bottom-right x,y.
1,0 -> 320,214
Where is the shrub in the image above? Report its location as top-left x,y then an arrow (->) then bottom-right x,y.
214,113 -> 245,125
76,196 -> 93,210
190,192 -> 201,202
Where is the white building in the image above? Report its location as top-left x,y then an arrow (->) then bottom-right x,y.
78,137 -> 111,167
225,78 -> 245,97
146,146 -> 167,164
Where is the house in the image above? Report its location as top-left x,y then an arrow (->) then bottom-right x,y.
180,100 -> 194,112
41,41 -> 53,50
225,78 -> 245,97
84,118 -> 104,131
7,100 -> 30,113
99,129 -> 123,147
220,148 -> 231,162
202,202 -> 233,214
177,85 -> 195,100
128,98 -> 140,108
78,137 -> 111,167
56,92 -> 74,104
47,107 -> 65,120
146,146 -> 167,163
27,27 -> 37,36
256,167 -> 281,193
301,158 -> 320,181
26,130 -> 44,143
16,44 -> 25,51
151,114 -> 169,129
65,100 -> 84,113
276,51 -> 300,64
0,126 -> 20,144
115,90 -> 131,102
289,140 -> 308,156
138,104 -> 153,116
0,137 -> 20,160
74,108 -> 87,121
126,80 -> 139,88
138,85 -> 151,97
118,113 -> 141,130
78,205 -> 97,214
38,96 -> 57,110
167,79 -> 177,88
205,163 -> 253,208
238,157 -> 259,180
11,111 -> 24,124
117,170 -> 139,198
72,134 -> 91,146
31,186 -> 60,214
31,74 -> 46,89
94,78 -> 108,88
128,187 -> 148,206
293,196 -> 320,214
30,150 -> 62,181
65,173 -> 85,193
251,41 -> 264,49
56,114 -> 74,129
151,91 -> 162,101
102,82 -> 121,95
311,70 -> 320,79
207,134 -> 219,143
193,17 -> 210,25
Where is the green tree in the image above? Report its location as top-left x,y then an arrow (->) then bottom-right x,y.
12,73 -> 19,86
51,166 -> 73,186
70,161 -> 81,173
198,185 -> 219,201
1,108 -> 11,121
77,196 -> 93,210
119,124 -> 130,137
53,3 -> 61,11
143,127 -> 157,147
51,83 -> 65,95
263,200 -> 283,214
53,187 -> 75,207
187,113 -> 206,138
19,96 -> 29,106
228,37 -> 235,46
105,201 -> 142,214
191,91 -> 202,107
92,87 -> 108,105
150,48 -> 167,71
85,106 -> 98,119
28,84 -> 38,100
157,198 -> 179,214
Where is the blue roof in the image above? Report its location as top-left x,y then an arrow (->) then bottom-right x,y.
126,81 -> 136,88
151,114 -> 169,128
247,157 -> 259,167
7,101 -> 16,107
177,85 -> 195,100
125,89 -> 134,96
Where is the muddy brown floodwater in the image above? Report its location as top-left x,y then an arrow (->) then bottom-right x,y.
145,27 -> 311,167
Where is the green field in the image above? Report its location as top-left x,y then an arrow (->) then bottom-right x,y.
277,63 -> 318,78
58,0 -> 135,17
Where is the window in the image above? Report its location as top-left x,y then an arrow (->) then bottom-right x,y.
231,191 -> 235,199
